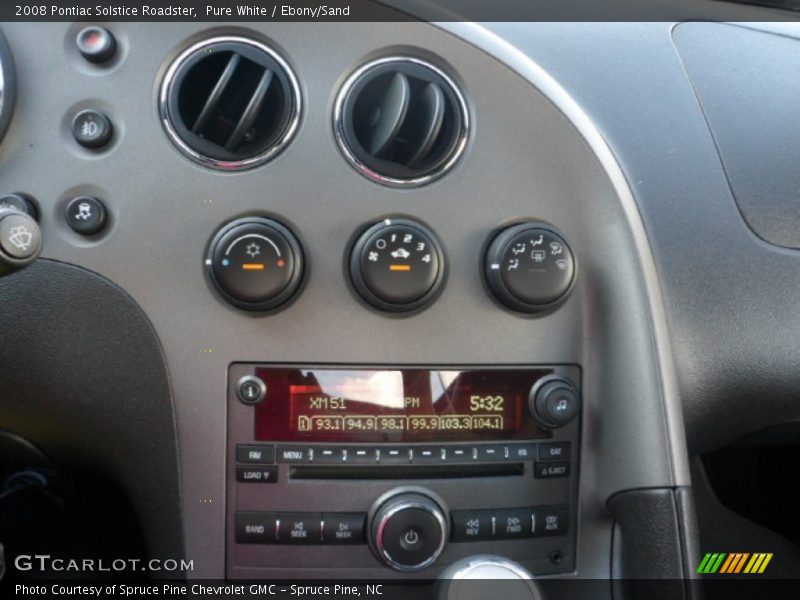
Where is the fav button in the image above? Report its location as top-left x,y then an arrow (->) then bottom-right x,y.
236,444 -> 274,464
71,110 -> 113,149
66,196 -> 107,236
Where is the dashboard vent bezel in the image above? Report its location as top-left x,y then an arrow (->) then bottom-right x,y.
159,36 -> 302,171
333,56 -> 470,188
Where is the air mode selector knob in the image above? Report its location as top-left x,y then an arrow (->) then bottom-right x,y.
529,375 -> 581,429
484,222 -> 575,313
206,217 -> 304,311
370,491 -> 448,572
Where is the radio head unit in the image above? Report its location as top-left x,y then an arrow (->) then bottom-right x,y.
227,364 -> 580,579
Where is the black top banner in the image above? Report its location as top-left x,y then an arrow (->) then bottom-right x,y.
1,0 -> 799,22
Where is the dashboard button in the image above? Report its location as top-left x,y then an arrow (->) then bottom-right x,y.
348,447 -> 378,464
278,513 -> 322,544
276,446 -> 311,463
323,513 -> 366,545
207,217 -> 304,312
377,447 -> 410,465
236,466 -> 278,483
235,512 -> 277,543
66,196 -> 107,236
0,211 -> 40,260
476,445 -> 506,461
72,110 -> 113,149
236,444 -> 274,464
538,442 -> 571,462
451,509 -> 494,542
0,194 -> 38,220
444,446 -> 474,462
410,447 -> 444,463
534,461 -> 570,479
534,507 -> 569,536
350,218 -> 445,312
494,508 -> 534,540
507,443 -> 537,461
315,447 -> 346,464
76,26 -> 116,63
237,375 -> 266,405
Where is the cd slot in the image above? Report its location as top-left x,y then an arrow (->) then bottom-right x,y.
289,462 -> 525,480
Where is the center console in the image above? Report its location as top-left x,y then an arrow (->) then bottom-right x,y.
226,364 -> 580,578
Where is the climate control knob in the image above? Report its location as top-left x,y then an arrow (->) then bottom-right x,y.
350,218 -> 445,312
370,490 -> 448,572
206,217 -> 304,311
484,223 -> 575,313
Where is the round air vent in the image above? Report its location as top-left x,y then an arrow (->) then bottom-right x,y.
334,57 -> 469,187
160,36 -> 301,170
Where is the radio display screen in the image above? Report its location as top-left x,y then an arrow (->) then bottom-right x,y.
252,368 -> 551,442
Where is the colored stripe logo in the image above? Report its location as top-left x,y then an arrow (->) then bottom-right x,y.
697,552 -> 773,574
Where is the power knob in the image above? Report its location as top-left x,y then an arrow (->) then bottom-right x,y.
369,489 -> 448,572
529,375 -> 581,429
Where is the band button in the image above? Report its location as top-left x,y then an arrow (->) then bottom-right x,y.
235,512 -> 277,544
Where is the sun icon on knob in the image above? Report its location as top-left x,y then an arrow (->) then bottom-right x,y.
245,242 -> 261,259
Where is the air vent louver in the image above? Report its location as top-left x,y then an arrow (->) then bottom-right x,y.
335,57 -> 469,187
161,37 -> 300,170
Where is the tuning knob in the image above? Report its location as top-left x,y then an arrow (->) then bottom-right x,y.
529,375 -> 581,429
0,208 -> 42,276
369,489 -> 448,572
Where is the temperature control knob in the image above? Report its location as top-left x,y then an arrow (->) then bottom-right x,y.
206,217 -> 304,311
484,223 -> 575,313
370,490 -> 448,572
350,218 -> 445,312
